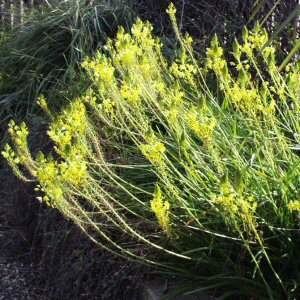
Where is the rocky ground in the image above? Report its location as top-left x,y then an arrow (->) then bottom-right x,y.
0,216 -> 44,299
0,257 -> 43,300
0,223 -> 211,300
0,168 -> 45,300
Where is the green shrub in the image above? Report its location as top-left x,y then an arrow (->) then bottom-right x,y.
3,3 -> 300,299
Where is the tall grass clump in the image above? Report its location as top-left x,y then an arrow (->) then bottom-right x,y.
0,0 -> 134,124
3,3 -> 300,299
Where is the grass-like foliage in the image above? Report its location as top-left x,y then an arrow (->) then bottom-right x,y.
0,0 -> 134,124
3,3 -> 300,299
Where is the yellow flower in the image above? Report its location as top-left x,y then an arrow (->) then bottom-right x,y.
7,120 -> 29,148
81,89 -> 97,106
139,136 -> 166,166
186,107 -> 216,144
60,159 -> 88,187
168,107 -> 180,124
151,185 -> 171,236
48,100 -> 87,157
228,84 -> 264,114
120,83 -> 142,106
35,156 -> 64,207
166,2 -> 176,17
213,181 -> 257,233
101,98 -> 115,114
35,148 -> 88,207
37,94 -> 49,112
118,46 -> 138,66
139,57 -> 155,79
214,181 -> 239,214
248,26 -> 268,49
131,19 -> 156,52
112,27 -> 144,69
170,60 -> 197,84
2,144 -> 18,163
36,158 -> 59,187
241,42 -> 253,56
288,70 -> 300,98
82,53 -> 115,86
288,200 -> 300,212
263,100 -> 276,118
206,36 -> 229,80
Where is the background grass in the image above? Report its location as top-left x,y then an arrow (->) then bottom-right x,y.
0,0 -> 134,134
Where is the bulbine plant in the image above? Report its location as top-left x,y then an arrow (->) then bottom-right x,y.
3,3 -> 300,299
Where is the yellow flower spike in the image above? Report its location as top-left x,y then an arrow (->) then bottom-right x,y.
241,26 -> 271,56
287,200 -> 300,212
113,21 -> 160,79
248,25 -> 268,50
60,159 -> 88,187
119,46 -> 138,67
264,100 -> 276,117
132,19 -> 156,51
48,99 -> 87,157
35,156 -> 65,207
262,46 -> 275,61
233,39 -> 242,60
82,88 -> 97,106
140,57 -> 156,79
166,2 -> 176,17
228,84 -> 265,115
186,107 -> 217,144
170,60 -> 197,85
206,36 -> 229,81
241,42 -> 253,57
167,107 -> 180,125
1,143 -> 31,181
36,158 -> 58,186
120,83 -> 142,106
37,95 -> 54,119
2,143 -> 22,166
3,121 -> 37,178
101,98 -> 115,114
8,120 -> 29,144
183,33 -> 193,49
83,52 -> 115,87
34,143 -> 88,207
214,193 -> 239,215
154,81 -> 167,96
213,181 -> 257,234
288,70 -> 300,98
6,121 -> 32,162
151,185 -> 171,236
107,22 -> 157,80
37,94 -> 48,111
139,135 -> 166,167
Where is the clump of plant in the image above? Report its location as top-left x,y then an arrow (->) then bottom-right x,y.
3,3 -> 300,299
0,0 -> 134,124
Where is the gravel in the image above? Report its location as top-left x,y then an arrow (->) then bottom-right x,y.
0,178 -> 46,300
0,257 -> 43,300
